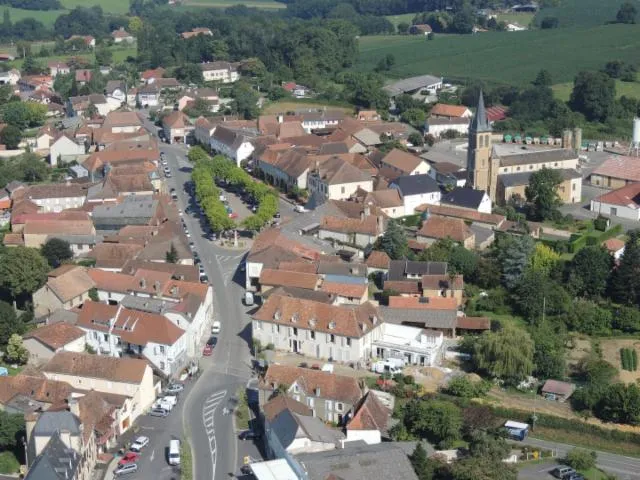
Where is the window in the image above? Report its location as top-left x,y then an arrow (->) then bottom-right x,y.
516,167 -> 521,172
336,402 -> 344,412
310,331 -> 315,340
330,334 -> 335,344
346,338 -> 351,347
307,398 -> 314,407
293,384 -> 299,393
160,361 -> 165,370
341,186 -> 345,194
554,162 -> 558,166
160,345 -> 165,354
293,327 -> 298,336
572,183 -> 576,191
103,333 -> 108,342
93,332 -> 98,339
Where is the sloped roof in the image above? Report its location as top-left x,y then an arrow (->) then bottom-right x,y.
365,250 -> 390,269
392,174 -> 439,196
593,182 -> 640,208
43,351 -> 149,384
440,187 -> 487,210
42,266 -> 95,303
363,189 -> 403,208
347,390 -> 391,432
417,215 -> 474,243
431,103 -> 470,118
263,394 -> 312,422
415,203 -> 505,226
259,268 -> 319,290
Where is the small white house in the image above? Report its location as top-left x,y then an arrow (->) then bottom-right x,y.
590,183 -> 640,221
390,174 -> 441,215
209,125 -> 254,166
49,135 -> 85,166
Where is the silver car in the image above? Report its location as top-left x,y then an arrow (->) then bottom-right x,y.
114,463 -> 138,476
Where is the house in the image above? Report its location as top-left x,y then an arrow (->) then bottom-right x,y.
140,67 -> 166,83
264,395 -> 344,459
361,189 -> 405,218
25,411 -> 96,480
105,80 -> 127,108
440,186 -> 492,214
47,61 -> 71,77
541,379 -> 576,402
68,35 -> 95,48
23,323 -> 86,364
603,238 -> 626,261
318,210 -> 385,249
346,390 -> 392,445
0,374 -> 74,413
380,148 -> 430,177
506,22 -> 527,31
209,125 -> 254,166
416,203 -> 505,229
365,250 -> 391,277
181,27 -> 213,39
49,134 -> 85,166
391,173 -> 441,214
200,61 -> 239,83
467,92 -> 582,205
422,274 -> 464,306
76,301 -> 187,377
427,161 -> 467,188
307,155 -> 373,202
136,83 -> 160,107
425,116 -> 470,137
417,214 -> 475,248
42,351 -> 156,426
298,109 -> 346,133
357,110 -> 380,122
259,364 -> 363,424
75,69 -> 92,85
17,215 -> 96,249
319,275 -> 368,305
0,68 -> 20,85
67,94 -> 111,117
259,269 -> 319,293
33,265 -> 96,317
193,116 -> 215,145
178,87 -> 220,113
282,82 -> 310,98
16,183 -> 88,213
590,182 -> 640,220
253,294 -> 382,364
103,111 -> 143,133
111,27 -> 134,43
430,103 -> 472,119
409,24 -> 432,35
387,259 -> 447,280
381,297 -> 458,337
162,111 -> 192,144
293,442 -> 419,480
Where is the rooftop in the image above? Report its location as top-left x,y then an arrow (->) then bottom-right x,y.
417,215 -> 475,243
391,173 -> 440,196
43,351 -> 149,384
381,149 -> 424,174
593,182 -> 640,208
24,323 -> 85,350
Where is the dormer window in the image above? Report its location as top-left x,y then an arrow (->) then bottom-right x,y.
291,313 -> 299,323
309,317 -> 316,327
274,310 -> 281,320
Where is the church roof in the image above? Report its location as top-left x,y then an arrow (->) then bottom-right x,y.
470,90 -> 491,133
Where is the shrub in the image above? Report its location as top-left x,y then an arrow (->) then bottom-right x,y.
564,448 -> 597,471
594,216 -> 609,231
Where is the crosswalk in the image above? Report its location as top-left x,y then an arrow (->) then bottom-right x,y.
202,390 -> 227,480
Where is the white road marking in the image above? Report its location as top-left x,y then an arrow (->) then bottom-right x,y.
202,389 -> 227,480
150,449 -> 155,462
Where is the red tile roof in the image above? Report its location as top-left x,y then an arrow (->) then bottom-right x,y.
319,281 -> 368,298
430,103 -> 470,118
417,215 -> 474,243
383,280 -> 420,295
347,391 -> 390,431
603,238 -> 625,252
456,316 -> 490,330
44,351 -> 149,384
591,156 -> 640,183
24,323 -> 85,350
415,203 -> 505,226
260,268 -> 319,290
593,182 -> 640,208
381,148 -> 423,174
365,250 -> 390,270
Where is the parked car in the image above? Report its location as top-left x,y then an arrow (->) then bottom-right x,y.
149,407 -> 169,417
118,452 -> 140,466
165,383 -> 184,394
200,274 -> 209,283
203,344 -> 213,356
114,463 -> 138,476
294,205 -> 307,213
551,467 -> 576,479
244,291 -> 254,306
211,321 -> 221,334
239,430 -> 261,441
207,336 -> 218,348
130,436 -> 150,452
153,398 -> 174,411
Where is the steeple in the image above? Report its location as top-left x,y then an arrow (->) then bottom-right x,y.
470,90 -> 491,133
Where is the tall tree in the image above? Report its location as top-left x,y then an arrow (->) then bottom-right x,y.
0,246 -> 50,298
5,333 -> 28,364
569,71 -> 615,122
41,238 -> 72,268
499,234 -> 535,290
533,69 -> 552,87
609,230 -> 640,304
525,167 -> 562,221
473,326 -> 534,385
529,242 -> 560,276
515,269 -> 570,323
531,321 -> 566,379
379,219 -> 408,259
0,124 -> 22,149
403,399 -> 463,448
567,245 -> 613,297
0,301 -> 21,346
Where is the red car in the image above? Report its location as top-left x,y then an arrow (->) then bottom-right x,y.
203,344 -> 213,356
228,212 -> 238,219
118,452 -> 140,466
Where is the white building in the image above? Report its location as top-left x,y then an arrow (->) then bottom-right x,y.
22,183 -> 88,212
49,134 -> 85,166
0,68 -> 20,85
380,148 -> 431,177
201,61 -> 239,83
590,182 -> 640,221
372,323 -> 443,367
307,156 -> 373,201
210,125 -> 254,166
391,174 -> 442,215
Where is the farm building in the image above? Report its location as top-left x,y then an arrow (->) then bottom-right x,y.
590,156 -> 640,189
541,379 -> 576,402
590,182 -> 640,221
383,75 -> 443,98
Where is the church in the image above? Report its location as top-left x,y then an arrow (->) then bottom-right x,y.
466,92 -> 582,206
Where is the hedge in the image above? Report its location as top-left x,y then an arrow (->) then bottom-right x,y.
568,224 -> 624,253
622,348 -> 638,371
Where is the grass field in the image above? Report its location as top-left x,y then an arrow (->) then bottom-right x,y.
60,0 -> 130,13
553,78 -> 640,102
495,12 -> 534,26
356,23 -> 640,86
534,0 -> 628,28
384,13 -> 415,27
263,100 -> 354,114
3,6 -> 65,26
182,0 -> 285,8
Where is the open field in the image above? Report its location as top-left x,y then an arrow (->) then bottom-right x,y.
6,45 -> 136,68
182,0 -> 285,8
356,24 -> 640,86
553,79 -> 640,102
2,6 -> 65,26
262,100 -> 353,115
601,338 -> 640,384
534,0 -> 628,28
495,12 -> 534,26
384,13 -> 415,27
60,0 -> 130,13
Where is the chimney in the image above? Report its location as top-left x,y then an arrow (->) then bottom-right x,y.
68,396 -> 80,418
154,280 -> 161,292
139,278 -> 146,289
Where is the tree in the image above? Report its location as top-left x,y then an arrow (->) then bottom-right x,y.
609,230 -> 640,305
374,53 -> 395,72
408,132 -> 424,146
0,411 -> 25,450
409,443 -> 430,480
467,430 -> 511,462
569,71 -> 615,122
397,22 -> 410,34
451,456 -> 517,480
88,287 -> 99,302
499,234 -> 535,290
165,243 -> 178,263
5,333 -> 28,364
403,399 -> 463,448
531,321 -> 566,379
533,69 -> 552,87
595,383 -> 640,424
21,55 -> 44,75
401,108 -> 426,129
231,81 -> 259,120
473,326 -> 534,385
565,449 -> 597,471
567,245 -> 612,297
94,45 -> 112,66
41,238 -> 72,268
175,63 -> 204,85
379,219 -> 408,260
444,376 -> 490,398
540,16 -> 559,28
128,15 -> 142,36
0,246 -> 50,298
616,2 -> 637,24
515,269 -> 570,323
529,242 -> 560,276
525,167 -> 562,221
0,124 -> 21,149
0,301 -> 21,346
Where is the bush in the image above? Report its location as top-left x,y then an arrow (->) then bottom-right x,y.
564,448 -> 597,471
444,376 -> 491,398
593,216 -> 608,231
0,451 -> 19,475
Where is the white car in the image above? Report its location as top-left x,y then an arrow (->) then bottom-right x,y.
165,383 -> 184,394
211,321 -> 221,334
153,399 -> 174,411
130,436 -> 150,452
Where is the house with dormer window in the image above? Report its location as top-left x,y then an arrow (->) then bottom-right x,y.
259,364 -> 363,424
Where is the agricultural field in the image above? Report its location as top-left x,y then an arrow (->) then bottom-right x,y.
553,78 -> 640,102
356,24 -> 640,86
60,0 -> 130,14
262,100 -> 353,115
601,338 -> 640,384
2,6 -> 64,26
495,12 -> 535,27
533,0 -> 629,28
181,0 -> 285,9
384,13 -> 415,28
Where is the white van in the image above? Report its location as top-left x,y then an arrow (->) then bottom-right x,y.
168,439 -> 180,466
371,359 -> 405,375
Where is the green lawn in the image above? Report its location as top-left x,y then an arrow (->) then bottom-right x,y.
553,78 -> 640,102
2,6 -> 65,26
534,0 -> 629,28
60,0 -> 130,14
496,12 -> 535,27
384,13 -> 415,28
356,23 -> 640,86
0,362 -> 23,376
0,451 -> 20,475
181,0 -> 285,8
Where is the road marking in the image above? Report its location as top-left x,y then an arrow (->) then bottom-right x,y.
150,449 -> 155,463
202,389 -> 227,480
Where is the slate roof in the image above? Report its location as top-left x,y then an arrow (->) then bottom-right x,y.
379,305 -> 457,330
26,431 -> 81,480
387,260 -> 447,280
499,168 -> 581,187
391,174 -> 439,196
211,125 -> 249,150
440,187 -> 486,210
383,74 -> 441,96
496,148 -> 577,168
295,442 -> 419,480
470,90 -> 491,133
271,408 -> 344,448
33,411 -> 81,436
